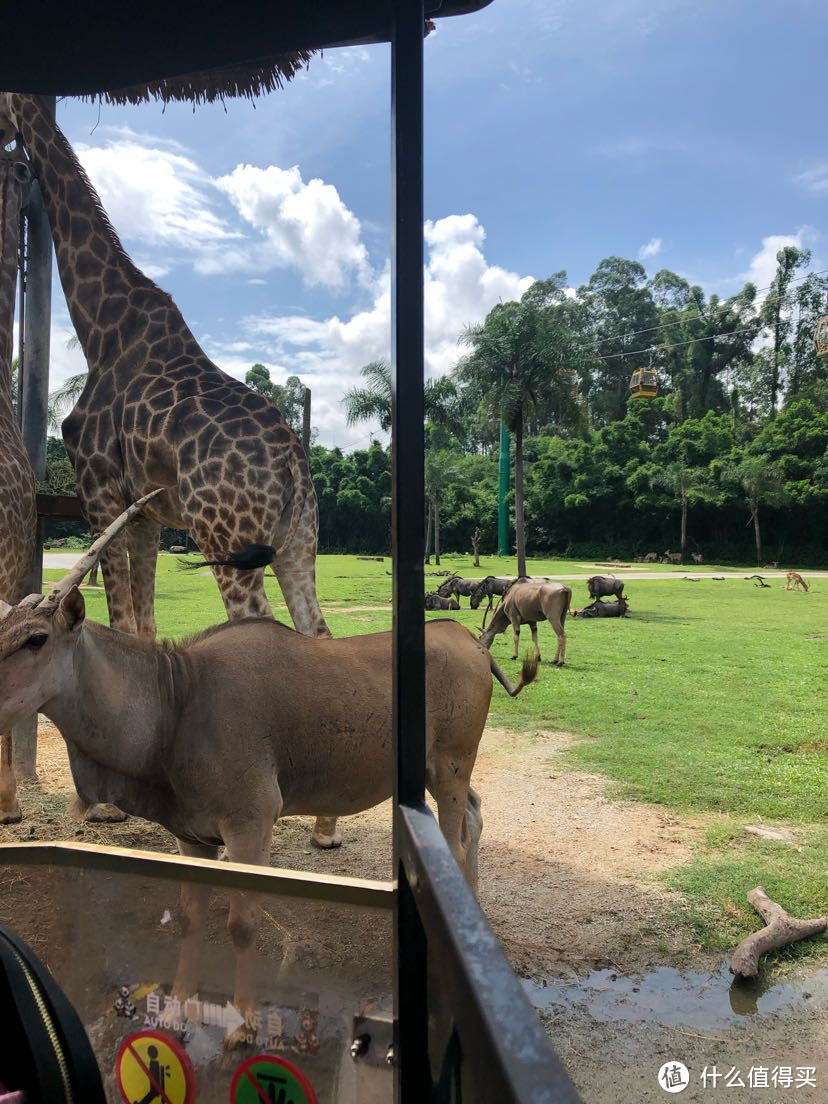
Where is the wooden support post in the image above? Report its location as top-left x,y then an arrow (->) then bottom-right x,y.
16,96 -> 55,780
302,386 -> 311,452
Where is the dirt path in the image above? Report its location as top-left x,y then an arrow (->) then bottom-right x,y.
2,723 -> 826,1101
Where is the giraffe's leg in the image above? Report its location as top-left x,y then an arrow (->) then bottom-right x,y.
82,509 -> 133,822
272,492 -> 330,638
127,516 -> 161,641
0,733 -> 21,824
210,563 -> 273,620
274,560 -> 331,638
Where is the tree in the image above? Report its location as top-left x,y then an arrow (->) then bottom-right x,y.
456,277 -> 581,576
761,247 -> 810,416
579,258 -> 659,424
648,463 -> 711,561
245,364 -> 307,431
245,362 -> 275,398
343,359 -> 461,434
424,449 -> 459,565
724,455 -> 788,566
47,371 -> 88,431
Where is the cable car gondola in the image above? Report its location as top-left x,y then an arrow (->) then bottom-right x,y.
814,316 -> 828,361
629,367 -> 658,398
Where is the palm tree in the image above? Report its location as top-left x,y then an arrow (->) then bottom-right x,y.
47,371 -> 88,430
726,456 -> 788,565
343,359 -> 461,434
649,462 -> 711,562
455,279 -> 579,577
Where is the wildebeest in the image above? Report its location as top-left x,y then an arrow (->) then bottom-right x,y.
577,597 -> 629,618
425,592 -> 460,610
480,580 -> 572,666
469,575 -> 513,627
0,497 -> 538,1017
587,575 -> 625,601
436,575 -> 477,601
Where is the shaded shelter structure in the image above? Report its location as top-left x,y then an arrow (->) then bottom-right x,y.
0,2 -> 579,1099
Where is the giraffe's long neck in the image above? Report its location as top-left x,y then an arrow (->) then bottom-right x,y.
10,95 -> 169,356
0,154 -> 26,406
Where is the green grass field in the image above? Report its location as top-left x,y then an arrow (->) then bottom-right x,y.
44,552 -> 827,955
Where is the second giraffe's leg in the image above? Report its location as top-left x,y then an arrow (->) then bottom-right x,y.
97,529 -> 138,635
127,517 -> 161,641
0,733 -> 21,824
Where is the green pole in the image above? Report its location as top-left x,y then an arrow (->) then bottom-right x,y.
497,420 -> 510,556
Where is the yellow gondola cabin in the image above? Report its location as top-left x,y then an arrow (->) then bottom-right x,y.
629,367 -> 658,398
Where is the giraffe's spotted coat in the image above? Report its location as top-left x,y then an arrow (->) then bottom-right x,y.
0,94 -> 330,642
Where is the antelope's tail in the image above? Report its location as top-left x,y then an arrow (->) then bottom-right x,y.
489,650 -> 539,698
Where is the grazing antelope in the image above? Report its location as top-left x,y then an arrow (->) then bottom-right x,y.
785,572 -> 809,592
0,493 -> 537,1017
480,580 -> 572,666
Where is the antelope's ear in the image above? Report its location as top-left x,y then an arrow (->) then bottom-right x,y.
0,599 -> 12,620
57,586 -> 86,632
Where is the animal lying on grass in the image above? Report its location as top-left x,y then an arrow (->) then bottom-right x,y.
425,591 -> 460,610
480,580 -> 572,666
0,495 -> 538,1016
574,597 -> 629,618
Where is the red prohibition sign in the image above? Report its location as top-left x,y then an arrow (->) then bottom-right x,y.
230,1054 -> 319,1104
115,1028 -> 196,1104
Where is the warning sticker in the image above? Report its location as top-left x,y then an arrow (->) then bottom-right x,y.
230,1054 -> 319,1104
115,1029 -> 196,1104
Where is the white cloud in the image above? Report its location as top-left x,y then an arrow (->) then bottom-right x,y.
75,139 -> 236,253
742,230 -> 809,295
210,163 -> 370,289
221,213 -> 533,447
795,163 -> 828,194
638,236 -> 662,259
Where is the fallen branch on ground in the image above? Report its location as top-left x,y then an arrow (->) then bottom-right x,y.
730,887 -> 827,980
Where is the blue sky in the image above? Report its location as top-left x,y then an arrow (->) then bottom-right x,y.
46,0 -> 827,446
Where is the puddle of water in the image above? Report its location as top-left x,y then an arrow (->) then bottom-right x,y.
523,963 -> 828,1030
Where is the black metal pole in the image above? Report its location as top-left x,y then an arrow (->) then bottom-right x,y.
14,97 -> 54,780
391,2 -> 428,1100
302,386 -> 311,452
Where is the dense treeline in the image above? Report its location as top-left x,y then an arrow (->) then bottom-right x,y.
43,249 -> 828,564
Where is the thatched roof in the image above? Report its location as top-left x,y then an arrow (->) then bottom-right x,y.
83,53 -> 314,107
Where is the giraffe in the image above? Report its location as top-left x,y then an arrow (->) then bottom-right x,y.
0,94 -> 341,842
0,147 -> 37,824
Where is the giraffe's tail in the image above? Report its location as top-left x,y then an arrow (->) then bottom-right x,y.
272,444 -> 312,561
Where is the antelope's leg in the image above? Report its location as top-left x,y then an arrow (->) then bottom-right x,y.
222,794 -> 281,1019
0,733 -> 21,824
510,618 -> 520,661
427,766 -> 478,891
311,816 -> 342,849
172,839 -> 220,1002
529,621 -> 540,661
